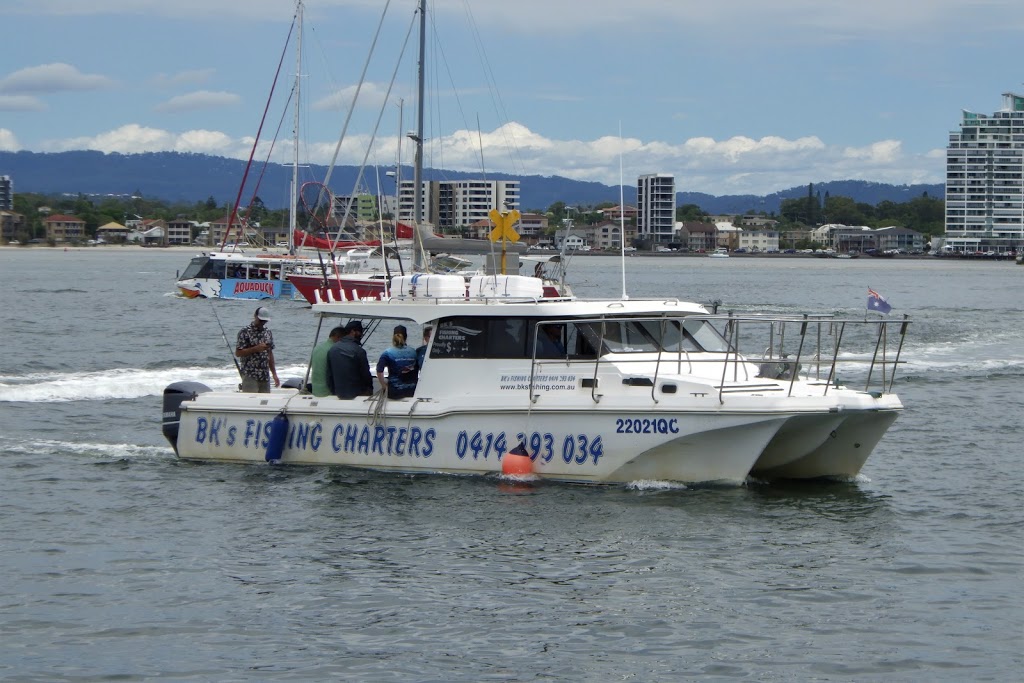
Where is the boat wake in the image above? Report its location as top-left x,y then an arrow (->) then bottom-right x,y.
3,438 -> 172,460
626,480 -> 689,492
0,366 -> 248,402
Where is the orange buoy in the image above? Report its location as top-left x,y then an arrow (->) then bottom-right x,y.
501,441 -> 533,476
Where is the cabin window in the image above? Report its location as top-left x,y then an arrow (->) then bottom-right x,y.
180,257 -> 210,279
575,317 -> 728,354
430,317 -> 584,360
431,318 -> 488,358
636,320 -> 700,353
577,320 -> 659,353
681,319 -> 730,352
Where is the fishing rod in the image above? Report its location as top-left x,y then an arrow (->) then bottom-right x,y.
209,300 -> 243,378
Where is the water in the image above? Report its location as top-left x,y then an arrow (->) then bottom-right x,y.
1,249 -> 1021,681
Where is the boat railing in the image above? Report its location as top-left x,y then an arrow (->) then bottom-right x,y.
526,313 -> 910,405
708,312 -> 910,400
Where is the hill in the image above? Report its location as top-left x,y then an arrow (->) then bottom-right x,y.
0,150 -> 943,215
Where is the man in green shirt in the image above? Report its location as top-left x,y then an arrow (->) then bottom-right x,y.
309,326 -> 345,396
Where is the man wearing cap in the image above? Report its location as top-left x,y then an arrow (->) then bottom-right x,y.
376,324 -> 419,399
326,321 -> 373,399
235,306 -> 280,393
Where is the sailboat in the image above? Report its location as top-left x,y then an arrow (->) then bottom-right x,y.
176,1 -> 363,300
284,0 -> 559,305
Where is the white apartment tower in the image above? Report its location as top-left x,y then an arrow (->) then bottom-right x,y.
398,179 -> 520,232
944,92 -> 1024,253
637,174 -> 676,245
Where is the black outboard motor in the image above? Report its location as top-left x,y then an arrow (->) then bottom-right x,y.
162,381 -> 211,454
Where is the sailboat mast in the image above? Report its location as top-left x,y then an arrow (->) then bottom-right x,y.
412,0 -> 426,270
289,0 -> 303,253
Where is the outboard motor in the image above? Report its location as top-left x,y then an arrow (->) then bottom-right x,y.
281,377 -> 304,390
162,381 -> 211,454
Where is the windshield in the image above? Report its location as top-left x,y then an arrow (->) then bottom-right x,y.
179,256 -> 209,280
577,317 -> 731,354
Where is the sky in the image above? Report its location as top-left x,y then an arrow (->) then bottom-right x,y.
1,0 -> 1023,198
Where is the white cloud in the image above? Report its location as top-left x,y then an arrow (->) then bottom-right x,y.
0,95 -> 46,111
0,128 -> 21,151
0,63 -> 115,94
33,120 -> 944,196
841,140 -> 902,164
312,82 -> 392,113
154,90 -> 242,113
41,124 -> 246,157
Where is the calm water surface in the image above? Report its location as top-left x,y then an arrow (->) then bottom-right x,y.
1,249 -> 1021,681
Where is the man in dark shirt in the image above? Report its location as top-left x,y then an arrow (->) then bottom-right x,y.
235,306 -> 279,392
326,320 -> 373,399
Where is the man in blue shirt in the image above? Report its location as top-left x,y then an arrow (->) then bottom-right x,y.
376,324 -> 419,399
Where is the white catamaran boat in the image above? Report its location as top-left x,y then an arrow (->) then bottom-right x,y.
161,275 -> 910,485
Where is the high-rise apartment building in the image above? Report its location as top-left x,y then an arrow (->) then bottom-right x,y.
637,174 -> 676,245
944,92 -> 1024,253
0,175 -> 12,211
397,179 -> 520,232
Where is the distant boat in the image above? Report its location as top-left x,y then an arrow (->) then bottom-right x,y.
709,248 -> 730,258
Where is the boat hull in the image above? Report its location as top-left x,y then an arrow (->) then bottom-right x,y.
288,273 -> 390,303
171,392 -> 795,485
750,410 -> 900,480
177,277 -> 297,300
174,276 -> 296,301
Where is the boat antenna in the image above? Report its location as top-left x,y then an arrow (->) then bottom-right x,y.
619,122 -> 629,301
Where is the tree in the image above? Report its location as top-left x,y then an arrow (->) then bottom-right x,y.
676,203 -> 707,221
822,196 -> 867,226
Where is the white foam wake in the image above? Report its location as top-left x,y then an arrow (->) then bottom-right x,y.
0,364 -> 308,403
3,438 -> 173,459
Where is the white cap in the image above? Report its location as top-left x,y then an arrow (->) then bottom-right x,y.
255,306 -> 271,321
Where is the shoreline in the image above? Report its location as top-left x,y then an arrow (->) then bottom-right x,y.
0,244 -> 1015,262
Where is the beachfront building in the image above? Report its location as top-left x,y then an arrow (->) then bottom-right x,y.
681,223 -> 718,252
43,214 -> 86,243
811,223 -> 924,253
637,174 -> 676,246
590,219 -> 636,250
95,221 -> 129,243
398,179 -> 520,234
600,205 -> 638,222
737,227 -> 780,253
943,91 -> 1024,254
1,209 -> 25,243
166,218 -> 195,245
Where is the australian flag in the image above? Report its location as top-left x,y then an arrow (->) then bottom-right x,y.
867,288 -> 892,315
